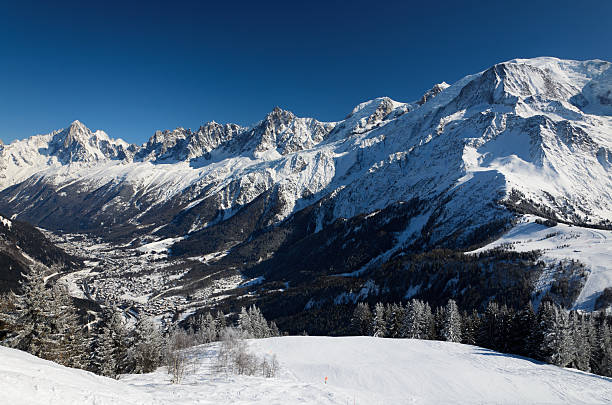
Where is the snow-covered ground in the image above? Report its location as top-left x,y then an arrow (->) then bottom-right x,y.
0,345 -> 158,405
2,336 -> 612,405
471,215 -> 612,310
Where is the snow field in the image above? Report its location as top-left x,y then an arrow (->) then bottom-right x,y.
2,336 -> 612,405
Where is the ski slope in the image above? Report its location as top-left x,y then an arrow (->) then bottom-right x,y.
472,215 -> 612,310
2,336 -> 612,404
0,345 -> 158,405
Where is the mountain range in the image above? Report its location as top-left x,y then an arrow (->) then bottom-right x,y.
1,57 -> 611,331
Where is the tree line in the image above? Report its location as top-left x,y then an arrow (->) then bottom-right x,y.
0,265 -> 280,381
352,298 -> 612,377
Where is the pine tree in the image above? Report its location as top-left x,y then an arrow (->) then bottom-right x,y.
510,302 -> 536,357
198,312 -> 217,343
400,300 -> 416,338
387,303 -> 404,338
536,302 -> 574,367
442,299 -> 462,343
50,284 -> 88,369
594,322 -> 612,376
94,323 -> 117,377
351,302 -> 372,336
9,265 -> 58,360
249,306 -> 271,339
130,316 -> 164,373
372,302 -> 387,337
0,292 -> 18,342
238,307 -> 253,338
94,309 -> 130,378
569,311 -> 591,372
479,301 -> 499,350
461,310 -> 480,345
496,304 -> 513,353
215,311 -> 227,338
404,299 -> 437,340
269,321 -> 280,337
434,306 -> 445,340
583,314 -> 598,372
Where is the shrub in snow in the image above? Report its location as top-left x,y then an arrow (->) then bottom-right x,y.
215,327 -> 279,378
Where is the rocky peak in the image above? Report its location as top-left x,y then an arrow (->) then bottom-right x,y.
138,122 -> 247,162
44,121 -> 132,163
185,122 -> 244,159
242,107 -> 335,155
417,82 -> 450,106
61,120 -> 90,148
343,97 -> 405,134
138,128 -> 190,161
262,107 -> 296,130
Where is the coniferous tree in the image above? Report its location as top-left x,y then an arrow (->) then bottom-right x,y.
249,306 -> 271,338
387,303 -> 404,338
569,311 -> 591,372
461,310 -> 480,345
479,301 -> 499,350
130,316 -> 164,373
269,321 -> 280,337
434,306 -> 445,340
496,304 -> 513,353
372,302 -> 387,337
510,302 -> 536,357
442,299 -> 462,343
0,292 -> 17,342
594,322 -> 612,376
215,311 -> 227,337
50,284 -> 88,369
423,302 -> 436,340
583,314 -> 598,372
238,307 -> 253,338
400,300 -> 415,338
554,307 -> 574,367
9,265 -> 58,360
351,302 -> 372,336
200,312 -> 217,343
94,309 -> 129,378
536,302 -> 574,367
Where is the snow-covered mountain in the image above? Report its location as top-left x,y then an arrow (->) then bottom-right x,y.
0,57 -> 611,315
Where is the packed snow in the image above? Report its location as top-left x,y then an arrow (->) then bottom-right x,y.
2,336 -> 612,405
471,215 -> 612,310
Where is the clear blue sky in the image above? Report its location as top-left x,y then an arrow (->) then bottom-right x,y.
1,0 -> 611,144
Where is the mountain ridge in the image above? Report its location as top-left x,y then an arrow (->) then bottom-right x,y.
0,56 -> 610,318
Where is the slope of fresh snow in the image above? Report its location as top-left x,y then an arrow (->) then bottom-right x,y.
471,215 -> 612,310
2,337 -> 612,405
0,345 -> 159,405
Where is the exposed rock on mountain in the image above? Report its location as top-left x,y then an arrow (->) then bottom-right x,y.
0,57 -> 610,318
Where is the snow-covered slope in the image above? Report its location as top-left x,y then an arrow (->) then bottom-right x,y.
2,337 -> 612,404
0,345 -> 158,405
471,215 -> 612,310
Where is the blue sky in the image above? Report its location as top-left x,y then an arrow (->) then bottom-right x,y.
1,0 -> 611,144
